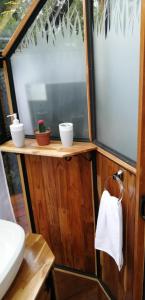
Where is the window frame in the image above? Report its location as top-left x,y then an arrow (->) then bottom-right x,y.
85,0 -> 137,166
3,0 -> 91,142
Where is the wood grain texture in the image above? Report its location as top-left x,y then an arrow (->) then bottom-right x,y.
96,145 -> 136,175
54,269 -> 110,300
4,234 -> 55,300
133,1 -> 145,299
0,139 -> 97,158
25,154 -> 96,274
96,153 -> 136,300
3,61 -> 13,114
83,0 -> 92,141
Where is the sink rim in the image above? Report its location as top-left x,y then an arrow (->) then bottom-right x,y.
0,219 -> 25,299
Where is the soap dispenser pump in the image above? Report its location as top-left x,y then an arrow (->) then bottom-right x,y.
7,113 -> 25,147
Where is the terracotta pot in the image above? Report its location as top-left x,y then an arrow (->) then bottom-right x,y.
35,129 -> 51,146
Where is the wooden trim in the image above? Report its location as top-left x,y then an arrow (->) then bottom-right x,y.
91,160 -> 97,275
2,0 -> 41,57
17,154 -> 32,232
3,61 -> 13,114
54,267 -> 111,300
83,0 -> 92,141
96,145 -> 136,175
52,269 -> 59,300
133,0 -> 145,299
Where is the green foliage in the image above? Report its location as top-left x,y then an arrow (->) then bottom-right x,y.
0,0 -> 84,49
0,0 -> 31,49
38,122 -> 46,133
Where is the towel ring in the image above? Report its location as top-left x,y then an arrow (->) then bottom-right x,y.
104,173 -> 124,202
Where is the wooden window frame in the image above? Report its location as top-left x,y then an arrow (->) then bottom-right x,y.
2,0 -> 92,142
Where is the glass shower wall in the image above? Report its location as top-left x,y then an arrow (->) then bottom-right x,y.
93,0 -> 141,161
11,0 -> 89,140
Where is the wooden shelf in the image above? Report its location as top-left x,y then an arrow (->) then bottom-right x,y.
0,139 -> 97,158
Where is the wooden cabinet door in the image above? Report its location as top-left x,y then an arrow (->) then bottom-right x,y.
25,154 -> 96,274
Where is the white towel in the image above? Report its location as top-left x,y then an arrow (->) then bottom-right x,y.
95,190 -> 123,271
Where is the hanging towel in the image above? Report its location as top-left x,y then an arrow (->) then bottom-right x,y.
95,190 -> 123,271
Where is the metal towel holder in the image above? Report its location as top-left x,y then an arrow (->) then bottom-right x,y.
104,170 -> 124,202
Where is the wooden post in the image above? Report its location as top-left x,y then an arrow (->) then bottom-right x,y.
82,0 -> 93,141
133,0 -> 145,299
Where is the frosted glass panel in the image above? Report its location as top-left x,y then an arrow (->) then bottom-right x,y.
93,0 -> 141,161
11,0 -> 88,140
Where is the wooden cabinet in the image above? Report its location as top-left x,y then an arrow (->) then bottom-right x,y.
24,151 -> 139,299
25,154 -> 96,274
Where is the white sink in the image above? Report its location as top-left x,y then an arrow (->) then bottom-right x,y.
0,219 -> 25,299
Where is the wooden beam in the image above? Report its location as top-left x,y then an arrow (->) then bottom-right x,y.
2,0 -> 41,57
90,160 -> 97,275
133,0 -> 145,299
96,145 -> 136,175
83,0 -> 93,141
3,60 -> 13,114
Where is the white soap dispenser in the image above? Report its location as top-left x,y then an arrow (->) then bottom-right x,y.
7,113 -> 25,147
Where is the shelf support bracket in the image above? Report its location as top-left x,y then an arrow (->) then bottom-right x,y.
80,152 -> 93,161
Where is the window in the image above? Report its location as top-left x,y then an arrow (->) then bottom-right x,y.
92,0 -> 141,161
11,0 -> 89,140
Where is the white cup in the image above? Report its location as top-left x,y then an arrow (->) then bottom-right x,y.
59,123 -> 73,147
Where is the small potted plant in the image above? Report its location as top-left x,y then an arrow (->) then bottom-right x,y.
35,120 -> 51,146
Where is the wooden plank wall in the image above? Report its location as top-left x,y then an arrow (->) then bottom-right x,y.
96,153 -> 136,300
25,154 -> 96,274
